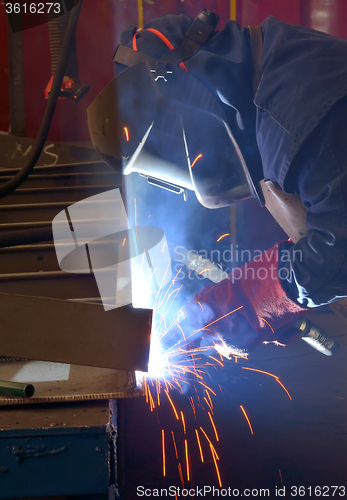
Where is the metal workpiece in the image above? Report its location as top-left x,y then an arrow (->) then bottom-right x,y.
0,293 -> 152,372
0,147 -> 152,376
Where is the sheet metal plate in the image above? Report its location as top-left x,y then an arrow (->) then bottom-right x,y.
0,361 -> 142,406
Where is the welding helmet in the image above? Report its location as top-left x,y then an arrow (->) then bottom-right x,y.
87,10 -> 262,209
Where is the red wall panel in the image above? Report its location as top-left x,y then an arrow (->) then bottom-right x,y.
241,0 -> 301,27
0,7 -> 10,134
301,0 -> 347,39
1,0 -> 346,142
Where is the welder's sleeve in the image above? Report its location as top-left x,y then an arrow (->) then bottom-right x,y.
182,243 -> 307,353
279,95 -> 347,308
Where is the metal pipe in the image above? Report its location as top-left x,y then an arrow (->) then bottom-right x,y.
0,380 -> 35,398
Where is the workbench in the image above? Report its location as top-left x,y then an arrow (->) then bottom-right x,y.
0,399 -> 119,499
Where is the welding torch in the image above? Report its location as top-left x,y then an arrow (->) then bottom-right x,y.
293,318 -> 339,356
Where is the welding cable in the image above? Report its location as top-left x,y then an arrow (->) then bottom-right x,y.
132,28 -> 188,72
0,0 -> 83,200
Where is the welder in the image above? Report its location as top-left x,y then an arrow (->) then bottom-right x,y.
87,10 -> 347,355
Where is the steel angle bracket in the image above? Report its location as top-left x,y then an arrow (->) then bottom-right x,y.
0,293 -> 152,372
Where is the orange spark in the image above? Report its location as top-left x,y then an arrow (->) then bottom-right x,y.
184,439 -> 190,481
194,306 -> 243,333
206,391 -> 214,410
162,240 -> 167,253
148,214 -> 151,218
177,463 -> 185,489
206,362 -> 217,370
195,429 -> 204,463
279,468 -> 283,488
210,444 -> 222,487
217,233 -> 230,242
204,397 -> 213,414
189,397 -> 197,420
164,285 -> 183,307
240,405 -> 254,434
208,412 -> 219,441
199,427 -> 219,458
180,411 -> 186,435
242,367 -> 279,379
124,127 -> 129,141
122,237 -> 126,247
177,323 -> 186,341
154,258 -> 173,308
209,355 -> 224,367
191,153 -> 203,168
261,317 -> 274,334
148,388 -> 155,412
197,301 -> 203,312
162,429 -> 166,477
198,268 -> 210,275
235,357 -> 238,363
184,368 -> 203,380
198,381 -> 217,396
156,379 -> 161,406
171,431 -> 178,459
165,390 -> 179,419
276,379 -> 292,400
174,380 -> 183,393
144,378 -> 148,403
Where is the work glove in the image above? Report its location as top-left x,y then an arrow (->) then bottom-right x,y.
174,242 -> 307,357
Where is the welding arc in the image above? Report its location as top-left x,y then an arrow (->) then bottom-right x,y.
0,0 -> 83,200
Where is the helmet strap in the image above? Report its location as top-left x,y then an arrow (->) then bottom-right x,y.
113,9 -> 219,71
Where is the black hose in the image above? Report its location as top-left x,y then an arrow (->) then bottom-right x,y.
0,0 -> 83,200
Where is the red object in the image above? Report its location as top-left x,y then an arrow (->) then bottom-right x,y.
132,28 -> 188,72
0,0 -> 118,141
182,243 -> 306,353
44,75 -> 77,99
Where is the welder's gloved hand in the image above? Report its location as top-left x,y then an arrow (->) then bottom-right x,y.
178,242 -> 308,356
